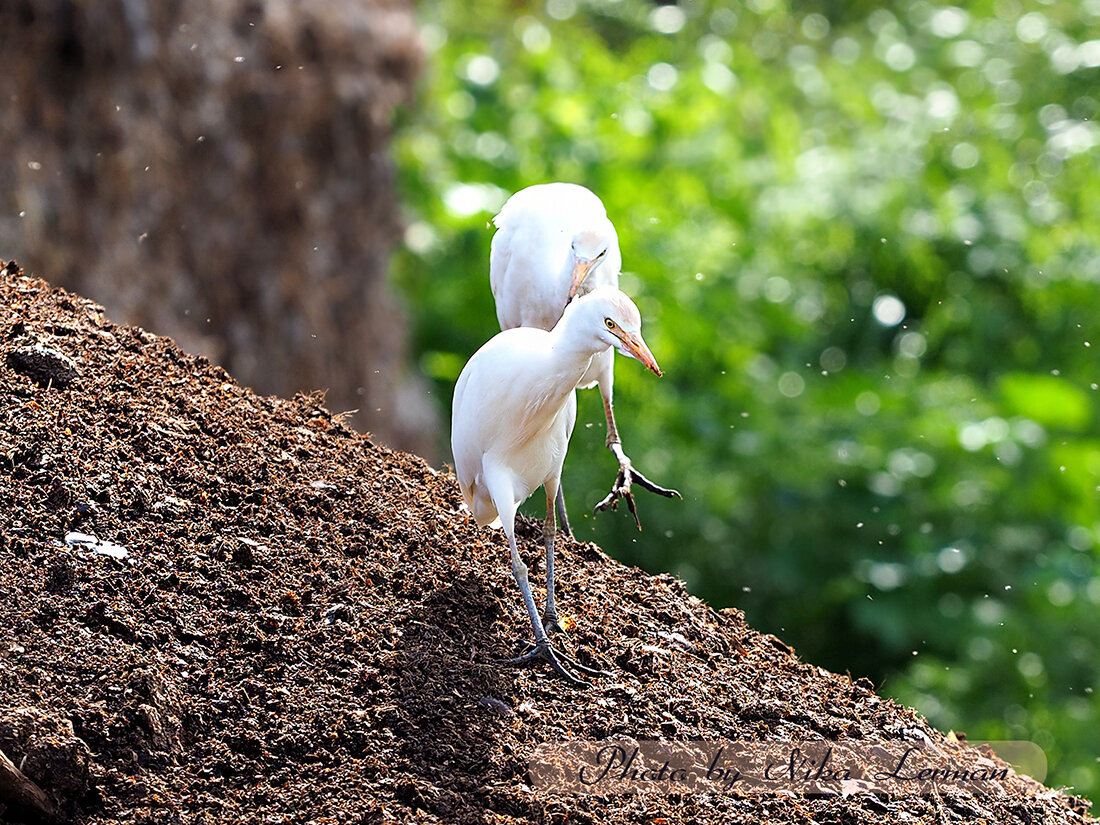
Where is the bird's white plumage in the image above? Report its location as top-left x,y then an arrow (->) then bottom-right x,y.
451,287 -> 646,528
490,183 -> 623,394
451,328 -> 578,527
490,182 -> 622,331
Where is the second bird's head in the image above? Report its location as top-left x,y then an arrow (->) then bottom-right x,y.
563,286 -> 662,377
567,223 -> 618,301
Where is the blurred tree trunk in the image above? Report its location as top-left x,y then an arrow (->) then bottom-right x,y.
0,0 -> 437,457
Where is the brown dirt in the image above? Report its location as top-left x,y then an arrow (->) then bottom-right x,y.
0,259 -> 1093,824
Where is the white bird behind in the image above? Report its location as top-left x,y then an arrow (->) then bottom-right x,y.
490,182 -> 622,331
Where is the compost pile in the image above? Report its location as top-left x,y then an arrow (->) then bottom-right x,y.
0,261 -> 1093,824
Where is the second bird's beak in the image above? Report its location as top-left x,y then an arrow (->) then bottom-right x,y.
617,332 -> 662,377
567,255 -> 603,301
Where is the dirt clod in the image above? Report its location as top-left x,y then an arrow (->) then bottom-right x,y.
6,343 -> 79,387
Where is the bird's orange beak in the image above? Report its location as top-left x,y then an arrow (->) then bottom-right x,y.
567,254 -> 604,301
618,331 -> 662,377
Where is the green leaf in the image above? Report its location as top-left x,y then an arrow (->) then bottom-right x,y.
999,373 -> 1092,432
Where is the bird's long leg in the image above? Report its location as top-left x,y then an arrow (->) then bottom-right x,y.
543,489 -> 564,634
495,487 -> 609,684
593,392 -> 681,529
554,483 -> 572,539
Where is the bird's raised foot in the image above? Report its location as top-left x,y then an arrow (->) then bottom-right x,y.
498,639 -> 612,686
594,464 -> 682,530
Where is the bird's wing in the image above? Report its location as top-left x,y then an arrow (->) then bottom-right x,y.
488,218 -> 513,319
451,362 -> 506,526
490,197 -> 569,331
489,186 -> 540,303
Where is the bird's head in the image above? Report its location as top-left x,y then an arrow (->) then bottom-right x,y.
569,286 -> 662,377
567,225 -> 616,301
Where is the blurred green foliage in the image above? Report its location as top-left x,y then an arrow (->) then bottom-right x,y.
391,0 -> 1100,799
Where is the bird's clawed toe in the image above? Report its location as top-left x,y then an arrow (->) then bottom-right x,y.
498,639 -> 611,686
630,467 -> 682,500
594,465 -> 681,530
594,482 -> 639,527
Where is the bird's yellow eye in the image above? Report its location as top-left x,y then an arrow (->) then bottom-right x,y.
605,318 -> 617,330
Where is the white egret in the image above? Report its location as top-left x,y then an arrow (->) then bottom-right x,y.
452,286 -> 662,684
490,182 -> 679,531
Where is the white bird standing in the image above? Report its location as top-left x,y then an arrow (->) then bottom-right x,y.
490,182 -> 680,532
452,286 -> 663,684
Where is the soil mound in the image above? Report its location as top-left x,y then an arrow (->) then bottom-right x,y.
0,261 -> 1093,824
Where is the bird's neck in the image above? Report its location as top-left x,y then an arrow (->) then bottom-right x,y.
546,323 -> 604,386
